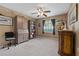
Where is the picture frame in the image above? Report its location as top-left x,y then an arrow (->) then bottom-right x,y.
69,4 -> 78,25
0,15 -> 12,25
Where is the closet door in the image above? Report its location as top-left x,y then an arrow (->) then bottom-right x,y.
23,34 -> 28,41
18,33 -> 24,43
15,16 -> 29,44
23,18 -> 28,41
17,16 -> 24,44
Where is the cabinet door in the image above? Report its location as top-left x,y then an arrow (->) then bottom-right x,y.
16,16 -> 29,43
58,32 -> 63,54
58,31 -> 65,55
23,18 -> 28,30
23,18 -> 28,41
17,16 -> 23,29
58,31 -> 75,56
63,32 -> 74,55
23,33 -> 28,41
18,33 -> 24,43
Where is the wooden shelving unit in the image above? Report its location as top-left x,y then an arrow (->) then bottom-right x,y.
28,20 -> 36,39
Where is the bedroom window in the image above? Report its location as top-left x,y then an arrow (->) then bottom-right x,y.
44,20 -> 53,33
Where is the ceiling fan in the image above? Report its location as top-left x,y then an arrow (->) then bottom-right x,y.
32,7 -> 51,17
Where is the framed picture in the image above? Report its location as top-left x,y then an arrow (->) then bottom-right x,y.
69,4 -> 78,24
0,15 -> 12,25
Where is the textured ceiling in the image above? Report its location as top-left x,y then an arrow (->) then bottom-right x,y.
0,3 -> 71,18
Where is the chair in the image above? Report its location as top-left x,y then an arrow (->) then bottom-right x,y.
5,32 -> 16,49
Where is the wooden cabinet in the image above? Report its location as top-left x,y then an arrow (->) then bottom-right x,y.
58,31 -> 75,56
14,16 -> 29,44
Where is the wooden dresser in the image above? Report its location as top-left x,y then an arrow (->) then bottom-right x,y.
58,30 -> 75,56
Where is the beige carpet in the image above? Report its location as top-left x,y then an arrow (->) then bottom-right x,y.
0,37 -> 59,56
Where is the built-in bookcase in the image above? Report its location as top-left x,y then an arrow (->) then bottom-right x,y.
28,20 -> 36,39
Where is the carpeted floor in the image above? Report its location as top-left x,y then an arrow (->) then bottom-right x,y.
0,37 -> 59,56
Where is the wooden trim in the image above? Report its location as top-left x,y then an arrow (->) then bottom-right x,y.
28,20 -> 30,39
69,3 -> 78,25
76,3 -> 78,21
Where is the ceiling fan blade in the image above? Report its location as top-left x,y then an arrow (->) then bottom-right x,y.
37,15 -> 40,17
43,14 -> 47,17
44,10 -> 51,13
32,12 -> 37,14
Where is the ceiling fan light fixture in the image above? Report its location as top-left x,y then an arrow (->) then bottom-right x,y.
32,7 -> 50,17
40,12 -> 43,16
37,11 -> 43,16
